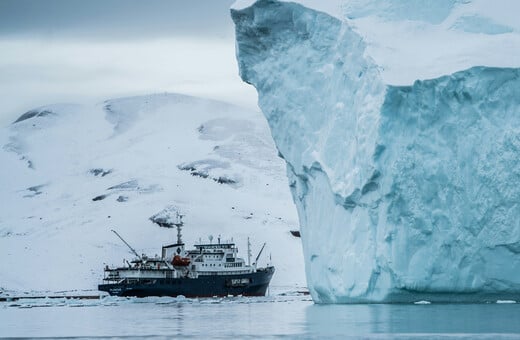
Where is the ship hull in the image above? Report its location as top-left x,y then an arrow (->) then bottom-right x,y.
98,267 -> 275,298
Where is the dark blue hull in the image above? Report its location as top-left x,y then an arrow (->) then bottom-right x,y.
98,267 -> 274,298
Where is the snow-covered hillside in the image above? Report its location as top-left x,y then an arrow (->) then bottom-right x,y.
232,0 -> 520,303
0,93 -> 304,294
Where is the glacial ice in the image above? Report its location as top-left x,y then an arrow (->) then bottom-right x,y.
232,0 -> 520,302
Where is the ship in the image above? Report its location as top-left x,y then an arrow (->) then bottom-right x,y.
98,218 -> 274,298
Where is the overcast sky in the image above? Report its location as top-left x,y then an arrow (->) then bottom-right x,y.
0,0 -> 258,125
0,0 -> 235,39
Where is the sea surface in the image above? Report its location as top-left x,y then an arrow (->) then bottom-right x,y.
2,292 -> 520,338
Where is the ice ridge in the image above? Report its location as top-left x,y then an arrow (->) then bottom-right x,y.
232,0 -> 520,303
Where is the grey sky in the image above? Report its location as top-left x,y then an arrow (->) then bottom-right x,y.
0,0 -> 235,40
0,0 -> 258,126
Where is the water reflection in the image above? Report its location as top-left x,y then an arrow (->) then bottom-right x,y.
304,303 -> 520,337
2,296 -> 520,338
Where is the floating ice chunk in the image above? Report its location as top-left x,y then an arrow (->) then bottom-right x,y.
414,301 -> 431,305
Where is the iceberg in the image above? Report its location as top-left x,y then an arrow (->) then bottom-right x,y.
231,0 -> 520,302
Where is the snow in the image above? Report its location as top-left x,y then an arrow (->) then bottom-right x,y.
0,292 -> 308,310
0,93 -> 305,294
234,0 -> 520,85
232,0 -> 520,303
0,37 -> 260,127
341,0 -> 520,85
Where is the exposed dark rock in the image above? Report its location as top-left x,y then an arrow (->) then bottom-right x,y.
178,165 -> 196,172
89,168 -> 113,177
290,230 -> 301,238
150,206 -> 183,229
107,180 -> 160,194
13,109 -> 54,124
92,195 -> 107,201
178,160 -> 239,186
214,176 -> 237,185
191,171 -> 209,179
24,184 -> 45,198
108,180 -> 139,190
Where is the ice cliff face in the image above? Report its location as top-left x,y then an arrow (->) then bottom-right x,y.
232,0 -> 520,302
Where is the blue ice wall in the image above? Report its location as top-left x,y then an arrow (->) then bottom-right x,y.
232,0 -> 520,303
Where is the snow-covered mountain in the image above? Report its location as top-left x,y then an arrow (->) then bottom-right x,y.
232,0 -> 520,303
0,93 -> 305,294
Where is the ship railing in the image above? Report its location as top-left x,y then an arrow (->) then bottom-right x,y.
104,277 -> 160,285
197,270 -> 252,276
102,275 -> 124,282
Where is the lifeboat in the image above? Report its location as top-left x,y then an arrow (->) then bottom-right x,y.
172,255 -> 190,266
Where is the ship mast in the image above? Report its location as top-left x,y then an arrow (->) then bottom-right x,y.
247,237 -> 252,266
254,242 -> 266,267
173,212 -> 184,245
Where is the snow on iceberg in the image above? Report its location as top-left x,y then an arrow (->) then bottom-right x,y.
232,0 -> 520,303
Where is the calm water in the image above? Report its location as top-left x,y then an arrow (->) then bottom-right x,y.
2,294 -> 520,338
